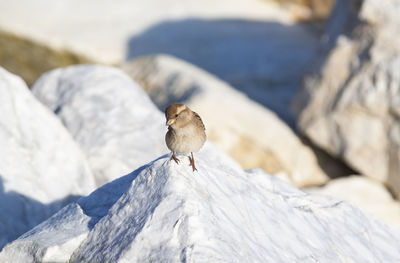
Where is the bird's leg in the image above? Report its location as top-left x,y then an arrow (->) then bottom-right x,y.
171,152 -> 180,164
188,152 -> 197,172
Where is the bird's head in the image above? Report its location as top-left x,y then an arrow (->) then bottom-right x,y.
165,103 -> 191,129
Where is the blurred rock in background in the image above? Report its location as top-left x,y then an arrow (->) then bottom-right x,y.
294,0 -> 400,198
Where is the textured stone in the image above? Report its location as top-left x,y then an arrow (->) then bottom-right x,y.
2,154 -> 400,263
295,0 -> 400,196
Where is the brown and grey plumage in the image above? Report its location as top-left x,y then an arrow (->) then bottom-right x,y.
165,103 -> 206,171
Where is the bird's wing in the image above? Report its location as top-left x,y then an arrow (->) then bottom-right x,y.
193,111 -> 205,131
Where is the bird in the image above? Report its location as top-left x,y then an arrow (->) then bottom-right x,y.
165,103 -> 206,172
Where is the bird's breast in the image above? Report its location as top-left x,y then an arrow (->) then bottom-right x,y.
165,125 -> 206,154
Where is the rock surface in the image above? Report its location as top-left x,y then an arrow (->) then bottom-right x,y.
1,149 -> 400,262
295,0 -> 400,196
123,55 -> 328,187
307,176 -> 400,230
0,67 -> 95,249
32,65 -> 168,186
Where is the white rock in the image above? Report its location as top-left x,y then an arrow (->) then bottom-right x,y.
0,67 -> 95,249
123,55 -> 328,187
294,0 -> 400,196
307,176 -> 400,230
1,149 -> 400,262
31,65 -> 168,186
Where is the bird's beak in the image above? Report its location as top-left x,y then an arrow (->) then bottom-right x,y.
166,118 -> 176,126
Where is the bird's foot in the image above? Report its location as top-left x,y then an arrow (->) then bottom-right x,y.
171,152 -> 180,164
188,153 -> 197,172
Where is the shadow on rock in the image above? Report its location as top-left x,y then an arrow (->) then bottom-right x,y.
126,18 -> 318,125
78,154 -> 170,229
0,176 -> 81,250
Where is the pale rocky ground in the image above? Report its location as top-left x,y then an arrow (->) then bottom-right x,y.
2,148 -> 400,262
0,67 -> 96,249
32,65 -> 168,186
294,0 -> 400,197
123,55 -> 328,187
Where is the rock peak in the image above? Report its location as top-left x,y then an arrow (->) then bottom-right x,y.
2,148 -> 400,262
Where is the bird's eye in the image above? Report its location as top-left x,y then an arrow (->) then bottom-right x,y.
175,114 -> 179,118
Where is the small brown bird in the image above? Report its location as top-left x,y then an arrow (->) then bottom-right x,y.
165,103 -> 206,171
